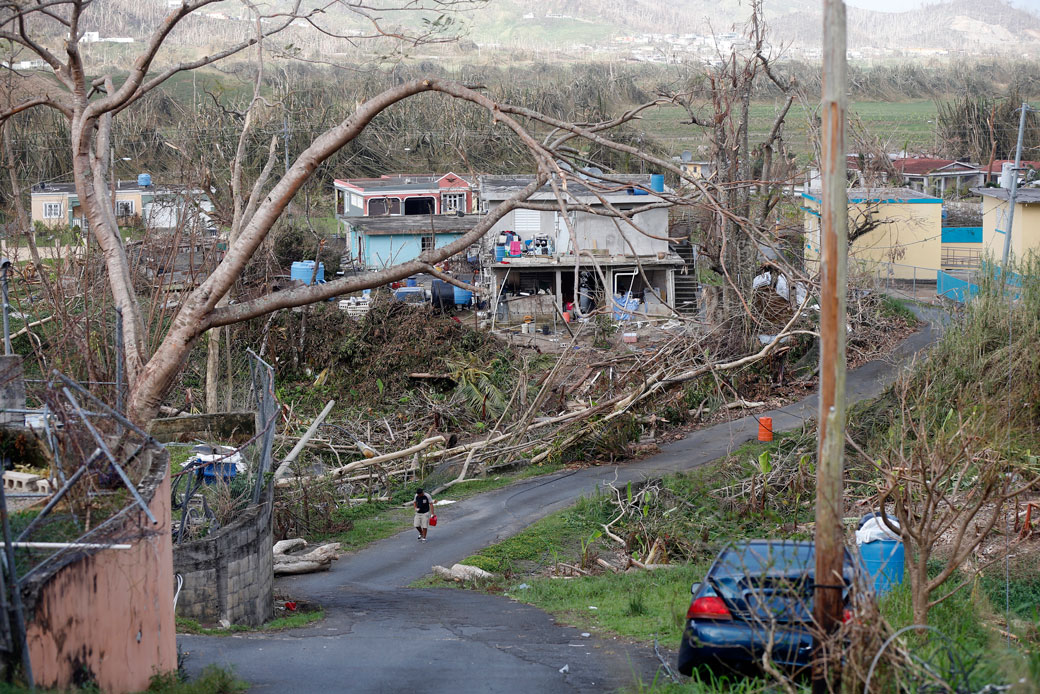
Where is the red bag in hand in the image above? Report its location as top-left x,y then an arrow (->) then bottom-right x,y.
429,514 -> 438,527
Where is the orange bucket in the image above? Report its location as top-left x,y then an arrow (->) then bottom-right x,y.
758,417 -> 773,442
562,311 -> 571,323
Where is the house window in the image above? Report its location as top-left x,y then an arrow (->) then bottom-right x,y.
442,192 -> 466,214
43,202 -> 62,219
421,236 -> 435,253
116,200 -> 135,217
368,197 -> 401,216
336,190 -> 346,215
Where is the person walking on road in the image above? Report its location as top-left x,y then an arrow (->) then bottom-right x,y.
413,487 -> 434,543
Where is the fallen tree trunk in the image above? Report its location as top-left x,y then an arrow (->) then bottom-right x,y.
276,435 -> 445,488
273,541 -> 340,576
273,399 -> 336,480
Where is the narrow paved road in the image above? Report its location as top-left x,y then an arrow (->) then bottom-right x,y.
181,308 -> 941,693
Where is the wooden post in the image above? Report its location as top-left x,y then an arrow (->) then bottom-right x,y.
814,1 -> 848,692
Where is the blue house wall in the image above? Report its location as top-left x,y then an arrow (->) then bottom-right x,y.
356,232 -> 465,268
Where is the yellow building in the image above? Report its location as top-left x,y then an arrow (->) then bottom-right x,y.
673,151 -> 714,180
975,187 -> 1040,262
31,181 -> 147,232
802,188 -> 943,280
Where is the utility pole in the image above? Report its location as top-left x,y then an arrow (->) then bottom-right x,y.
814,0 -> 848,692
1000,103 -> 1030,268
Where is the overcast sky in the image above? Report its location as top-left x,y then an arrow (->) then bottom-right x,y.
845,0 -> 1037,12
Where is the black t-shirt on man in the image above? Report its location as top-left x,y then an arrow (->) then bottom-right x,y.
415,494 -> 431,514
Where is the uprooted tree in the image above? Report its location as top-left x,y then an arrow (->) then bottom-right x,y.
0,0 -> 809,428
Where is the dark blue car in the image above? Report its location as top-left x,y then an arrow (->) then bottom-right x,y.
677,540 -> 858,677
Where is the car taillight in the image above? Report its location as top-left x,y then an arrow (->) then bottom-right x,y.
687,596 -> 732,620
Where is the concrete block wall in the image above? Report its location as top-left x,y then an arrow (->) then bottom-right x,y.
173,497 -> 274,627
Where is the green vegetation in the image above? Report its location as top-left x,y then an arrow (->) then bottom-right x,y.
142,668 -> 247,694
877,295 -> 918,323
458,494 -> 611,575
637,101 -> 939,160
515,565 -> 706,645
175,608 -> 324,635
0,665 -> 246,694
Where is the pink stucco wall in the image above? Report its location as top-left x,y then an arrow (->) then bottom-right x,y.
25,454 -> 176,692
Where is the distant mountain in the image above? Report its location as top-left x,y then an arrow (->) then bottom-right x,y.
19,0 -> 1040,60
465,0 -> 1040,54
777,0 -> 1040,51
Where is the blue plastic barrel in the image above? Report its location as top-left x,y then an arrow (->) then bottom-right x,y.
454,287 -> 473,306
137,173 -> 152,188
859,540 -> 904,594
406,277 -> 417,287
650,173 -> 665,192
291,260 -> 325,284
201,461 -> 237,485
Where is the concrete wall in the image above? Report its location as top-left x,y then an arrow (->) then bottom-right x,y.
23,449 -> 176,693
487,206 -> 669,257
31,191 -> 145,228
148,411 -> 255,445
981,196 -> 1040,261
29,193 -> 71,228
173,498 -> 274,627
804,197 -> 942,280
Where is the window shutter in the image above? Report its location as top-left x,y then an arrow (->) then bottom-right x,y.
514,209 -> 540,234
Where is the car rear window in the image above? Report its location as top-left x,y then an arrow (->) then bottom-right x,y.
707,543 -> 853,623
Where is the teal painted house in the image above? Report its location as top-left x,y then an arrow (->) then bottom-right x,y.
346,216 -> 481,269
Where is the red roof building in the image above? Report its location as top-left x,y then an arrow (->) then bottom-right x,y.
891,158 -> 981,198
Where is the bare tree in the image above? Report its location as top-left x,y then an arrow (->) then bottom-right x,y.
851,377 -> 1039,626
666,0 -> 800,336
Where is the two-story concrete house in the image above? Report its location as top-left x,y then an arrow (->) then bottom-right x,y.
479,174 -> 684,320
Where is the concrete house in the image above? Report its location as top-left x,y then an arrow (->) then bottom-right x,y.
802,188 -> 943,280
479,174 -> 684,320
334,173 -> 478,269
892,158 -> 981,198
673,151 -> 714,180
973,187 -> 1040,262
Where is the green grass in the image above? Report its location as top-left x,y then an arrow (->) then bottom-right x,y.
0,665 -> 246,694
175,608 -> 324,635
878,295 -> 918,323
637,100 -> 938,160
457,493 -> 611,574
142,667 -> 247,694
517,564 -> 707,645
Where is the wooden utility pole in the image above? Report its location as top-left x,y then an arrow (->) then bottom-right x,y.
814,0 -> 848,692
